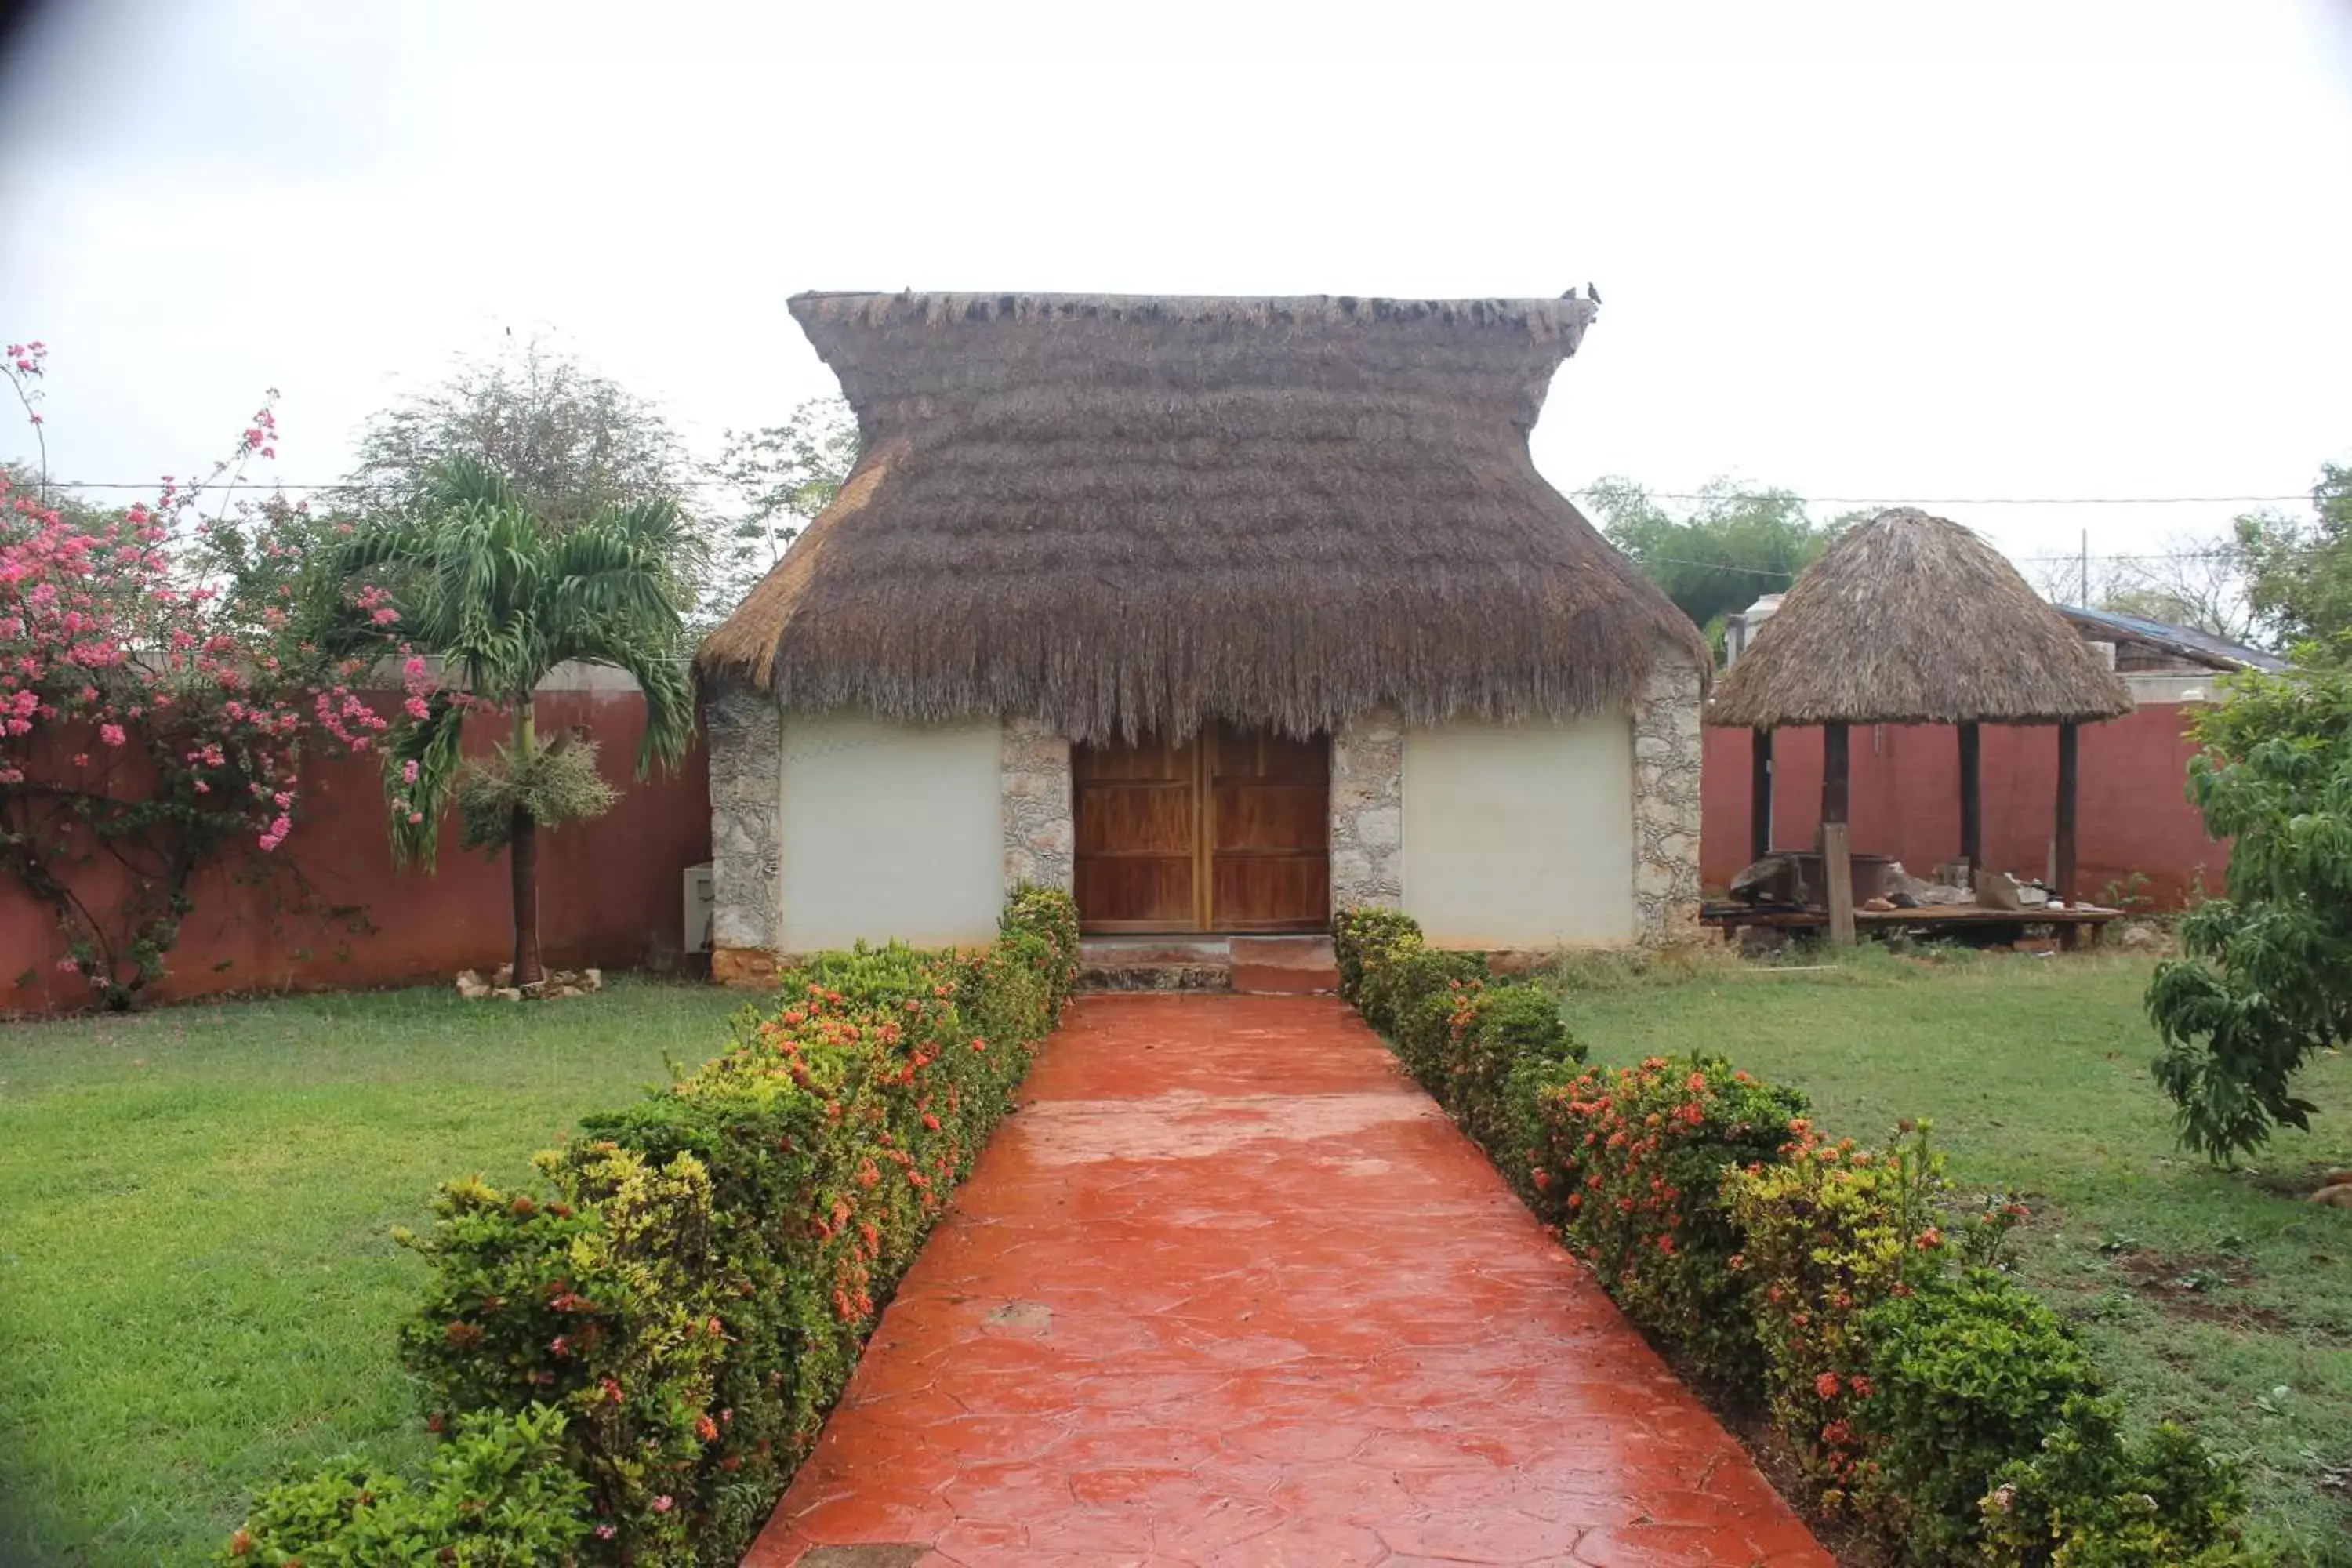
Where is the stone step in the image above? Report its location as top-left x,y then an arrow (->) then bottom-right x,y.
1076,935 -> 1338,995
1079,937 -> 1232,994
1078,960 -> 1234,994
1228,935 -> 1339,995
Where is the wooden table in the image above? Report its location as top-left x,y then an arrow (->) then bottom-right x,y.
1702,901 -> 2122,948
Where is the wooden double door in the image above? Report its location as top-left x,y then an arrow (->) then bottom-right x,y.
1073,721 -> 1330,934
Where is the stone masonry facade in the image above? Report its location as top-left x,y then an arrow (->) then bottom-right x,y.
1000,716 -> 1076,893
1330,708 -> 1405,911
1630,643 -> 1706,945
705,677 -> 782,985
706,683 -> 1695,974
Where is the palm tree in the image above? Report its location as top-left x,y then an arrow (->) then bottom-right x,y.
328,457 -> 695,989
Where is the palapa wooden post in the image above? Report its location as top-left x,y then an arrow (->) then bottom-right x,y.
1750,728 -> 1774,863
1957,721 -> 1982,874
1820,721 -> 1850,837
1820,722 -> 1855,946
1822,821 -> 1857,948
2055,721 -> 2081,949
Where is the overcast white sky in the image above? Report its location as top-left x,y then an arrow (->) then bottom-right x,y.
2,0 -> 2349,586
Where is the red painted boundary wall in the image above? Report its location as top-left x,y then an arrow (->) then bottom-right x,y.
1699,703 -> 2227,908
2,688 -> 710,1014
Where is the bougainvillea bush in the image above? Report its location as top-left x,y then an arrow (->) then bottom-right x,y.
0,343 -> 411,1007
1337,907 -> 2258,1567
225,887 -> 1080,1566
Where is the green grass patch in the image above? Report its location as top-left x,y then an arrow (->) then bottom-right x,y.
0,980 -> 746,1566
1554,946 -> 2352,1567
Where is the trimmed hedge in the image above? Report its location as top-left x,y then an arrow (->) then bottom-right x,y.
1335,906 -> 2260,1568
224,887 -> 1081,1567
1333,908 -> 1581,1169
1537,1056 -> 1806,1390
224,1406 -> 589,1566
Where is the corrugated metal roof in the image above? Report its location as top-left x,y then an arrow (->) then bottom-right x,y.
2058,605 -> 2287,673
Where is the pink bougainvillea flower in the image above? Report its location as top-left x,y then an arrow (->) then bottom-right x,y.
99,723 -> 125,746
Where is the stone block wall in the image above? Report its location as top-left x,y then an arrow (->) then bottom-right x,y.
1631,644 -> 1705,945
705,677 -> 782,980
1000,716 -> 1075,892
1330,708 -> 1405,910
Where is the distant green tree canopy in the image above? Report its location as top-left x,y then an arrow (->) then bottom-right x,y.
2238,460 -> 2352,659
1581,477 -> 1857,654
707,397 -> 860,619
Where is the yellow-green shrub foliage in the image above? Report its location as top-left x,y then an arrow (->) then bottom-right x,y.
1332,906 -> 1424,1025
241,889 -> 1081,1568
1721,1121 -> 1951,1504
1329,909 -> 2254,1568
220,1405 -> 589,1566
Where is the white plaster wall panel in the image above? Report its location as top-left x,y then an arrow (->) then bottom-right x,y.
1401,717 -> 1637,948
778,710 -> 1004,952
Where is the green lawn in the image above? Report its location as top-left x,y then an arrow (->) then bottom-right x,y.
0,981 -> 747,1566
7,957 -> 2350,1566
1554,946 -> 2352,1568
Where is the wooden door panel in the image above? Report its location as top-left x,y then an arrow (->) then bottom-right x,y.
1075,856 -> 1196,931
1073,724 -> 1329,934
1073,734 -> 1200,931
1211,855 -> 1330,931
1208,724 -> 1330,933
1211,781 -> 1328,852
1073,736 -> 1195,782
1076,783 -> 1196,856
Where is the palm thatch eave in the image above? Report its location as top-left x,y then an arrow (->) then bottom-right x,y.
696,289 -> 1709,743
1706,508 -> 2134,730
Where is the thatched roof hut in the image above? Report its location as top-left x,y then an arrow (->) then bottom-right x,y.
697,290 -> 1707,744
1708,508 -> 2133,729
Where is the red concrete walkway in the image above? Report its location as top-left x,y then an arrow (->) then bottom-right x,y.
746,996 -> 1831,1568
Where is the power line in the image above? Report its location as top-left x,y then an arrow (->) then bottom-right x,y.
1642,548 -> 2253,581
22,477 -> 2322,506
1594,492 -> 2310,506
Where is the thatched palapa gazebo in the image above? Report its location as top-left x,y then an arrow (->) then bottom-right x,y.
695,290 -> 1711,975
1708,507 -> 2134,939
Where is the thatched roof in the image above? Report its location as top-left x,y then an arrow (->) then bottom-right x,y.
696,291 -> 1707,742
1708,508 -> 2135,728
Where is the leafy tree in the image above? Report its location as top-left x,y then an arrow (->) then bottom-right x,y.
322,459 -> 694,989
1582,477 -> 1849,652
706,397 -> 859,615
342,338 -> 712,631
2237,461 -> 2352,657
2146,644 -> 2352,1161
